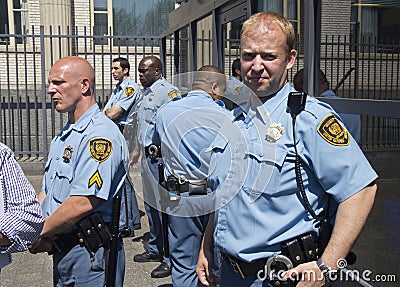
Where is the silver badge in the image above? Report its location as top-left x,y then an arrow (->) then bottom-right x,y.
266,123 -> 285,142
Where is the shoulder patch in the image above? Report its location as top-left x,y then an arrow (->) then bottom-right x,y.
88,170 -> 103,189
234,86 -> 241,94
168,89 -> 179,100
125,87 -> 135,97
317,114 -> 350,146
89,138 -> 113,162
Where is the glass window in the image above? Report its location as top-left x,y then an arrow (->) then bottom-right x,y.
0,1 -> 9,43
92,0 -> 175,45
2,0 -> 29,44
257,0 -> 283,14
256,0 -> 299,35
196,15 -> 213,67
351,0 -> 400,48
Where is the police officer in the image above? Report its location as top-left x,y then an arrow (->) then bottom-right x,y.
103,57 -> 143,237
29,56 -> 127,286
152,66 -> 231,286
197,12 -> 377,287
131,55 -> 181,278
293,68 -> 362,143
224,58 -> 243,110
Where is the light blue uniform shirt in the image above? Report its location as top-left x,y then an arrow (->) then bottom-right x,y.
153,90 -> 231,181
137,77 -> 181,147
104,77 -> 142,125
41,104 -> 128,223
319,89 -> 361,143
225,77 -> 244,99
209,82 -> 378,263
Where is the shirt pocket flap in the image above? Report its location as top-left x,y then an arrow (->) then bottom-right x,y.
54,160 -> 74,182
248,143 -> 287,167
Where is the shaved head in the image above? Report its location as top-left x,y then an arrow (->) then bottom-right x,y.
47,56 -> 96,123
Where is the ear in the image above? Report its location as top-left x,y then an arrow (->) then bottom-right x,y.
80,78 -> 91,95
211,83 -> 218,95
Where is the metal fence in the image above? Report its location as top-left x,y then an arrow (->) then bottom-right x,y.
1,27 -> 400,159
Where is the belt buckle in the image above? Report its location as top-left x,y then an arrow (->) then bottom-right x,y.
257,253 -> 293,283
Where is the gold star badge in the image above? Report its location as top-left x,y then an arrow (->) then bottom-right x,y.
62,146 -> 73,162
266,123 -> 285,142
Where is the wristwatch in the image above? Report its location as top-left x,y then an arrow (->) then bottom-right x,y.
317,258 -> 338,283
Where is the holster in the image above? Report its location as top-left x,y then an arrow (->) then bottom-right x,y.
76,212 -> 112,257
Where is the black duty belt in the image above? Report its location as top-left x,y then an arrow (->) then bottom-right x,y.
50,220 -> 112,255
166,176 -> 208,196
221,252 -> 268,278
221,232 -> 319,283
50,233 -> 80,254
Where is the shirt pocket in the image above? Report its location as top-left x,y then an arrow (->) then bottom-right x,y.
245,143 -> 287,196
52,160 -> 74,203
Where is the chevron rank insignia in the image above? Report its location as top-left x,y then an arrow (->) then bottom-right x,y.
89,138 -> 113,162
88,170 -> 103,189
168,89 -> 178,99
125,87 -> 134,97
317,114 -> 350,146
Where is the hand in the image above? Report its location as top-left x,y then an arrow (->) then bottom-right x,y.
129,150 -> 140,168
28,237 -> 53,254
284,261 -> 326,287
196,246 -> 219,286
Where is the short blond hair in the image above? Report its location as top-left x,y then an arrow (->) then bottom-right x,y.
241,12 -> 295,54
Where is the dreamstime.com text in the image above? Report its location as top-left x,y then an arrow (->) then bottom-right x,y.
256,258 -> 397,283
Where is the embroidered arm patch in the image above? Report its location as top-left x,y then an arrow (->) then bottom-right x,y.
89,138 -> 113,162
168,89 -> 178,99
125,87 -> 134,96
317,114 -> 350,146
88,170 -> 103,189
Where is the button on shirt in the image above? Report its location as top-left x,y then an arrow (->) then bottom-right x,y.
104,77 -> 142,126
209,82 -> 378,263
137,77 -> 181,147
41,104 -> 128,223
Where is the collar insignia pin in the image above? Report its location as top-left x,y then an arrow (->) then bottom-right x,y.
266,123 -> 285,142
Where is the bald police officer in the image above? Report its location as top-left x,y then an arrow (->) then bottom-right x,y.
152,66 -> 231,286
30,56 -> 127,286
131,55 -> 181,278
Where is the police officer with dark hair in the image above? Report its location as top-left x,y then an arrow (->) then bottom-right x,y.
103,56 -> 143,237
231,58 -> 242,81
224,58 -> 244,110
